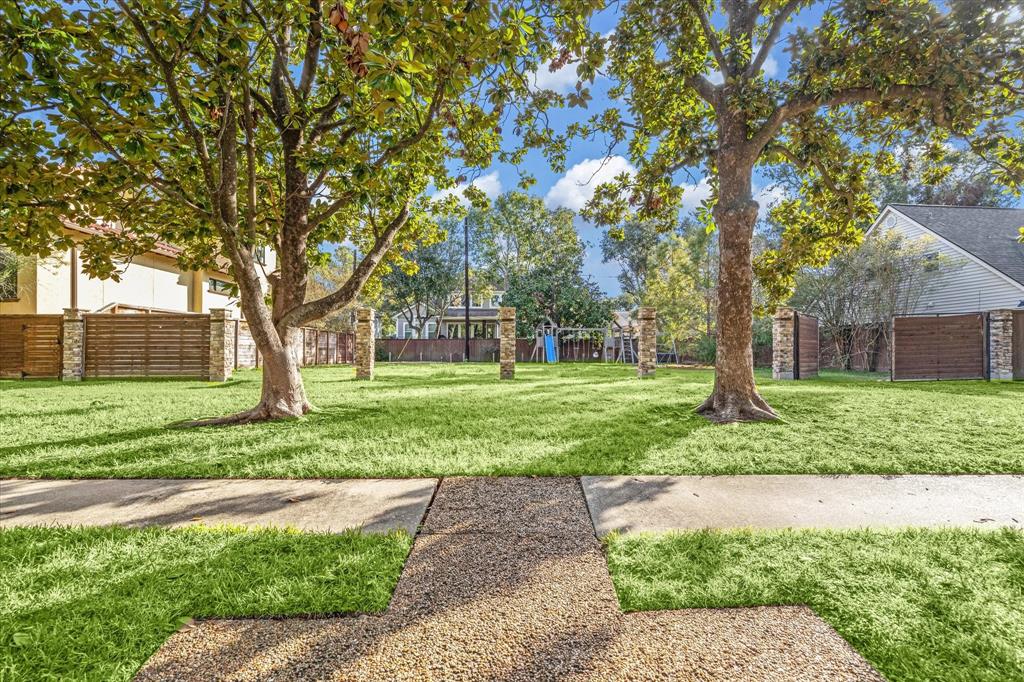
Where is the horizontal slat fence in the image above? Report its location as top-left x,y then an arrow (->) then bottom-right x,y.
891,314 -> 985,381
795,313 -> 819,379
0,315 -> 62,378
84,313 -> 210,379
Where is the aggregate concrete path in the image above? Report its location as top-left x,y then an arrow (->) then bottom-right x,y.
582,474 -> 1024,535
137,477 -> 881,681
0,478 -> 436,534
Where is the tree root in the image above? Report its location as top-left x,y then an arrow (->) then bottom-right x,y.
695,390 -> 780,423
173,400 -> 313,428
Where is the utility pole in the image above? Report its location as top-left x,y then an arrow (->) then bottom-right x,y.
463,215 -> 470,361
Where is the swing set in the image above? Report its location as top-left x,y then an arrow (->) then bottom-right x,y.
528,317 -> 679,364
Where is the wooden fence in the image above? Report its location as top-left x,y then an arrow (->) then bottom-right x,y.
0,315 -> 63,378
891,313 -> 986,381
84,313 -> 211,378
793,312 -> 819,379
0,313 -> 352,380
232,321 -> 354,369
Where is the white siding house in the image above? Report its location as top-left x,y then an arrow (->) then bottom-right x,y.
867,204 -> 1024,314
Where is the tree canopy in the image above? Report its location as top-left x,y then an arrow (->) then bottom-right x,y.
525,0 -> 1024,421
0,0 -> 600,420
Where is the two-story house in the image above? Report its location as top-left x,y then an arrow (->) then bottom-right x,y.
393,291 -> 506,339
0,220 -> 275,319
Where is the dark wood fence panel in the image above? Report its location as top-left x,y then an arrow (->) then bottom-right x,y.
0,315 -> 63,378
892,314 -> 985,381
84,313 -> 210,378
794,313 -> 819,379
1014,311 -> 1023,381
379,338 -> 501,362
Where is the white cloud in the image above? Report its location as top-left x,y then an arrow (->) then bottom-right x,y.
531,62 -> 581,94
754,183 -> 789,220
544,156 -> 635,211
432,171 -> 502,205
763,55 -> 779,78
679,177 -> 714,212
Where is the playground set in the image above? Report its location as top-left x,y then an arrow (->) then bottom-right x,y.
528,318 -> 680,364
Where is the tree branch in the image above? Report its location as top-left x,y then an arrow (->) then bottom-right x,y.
280,202 -> 412,328
308,74 -> 449,228
750,84 -> 943,154
687,0 -> 729,77
747,0 -> 800,77
764,142 -> 854,214
297,0 -> 322,99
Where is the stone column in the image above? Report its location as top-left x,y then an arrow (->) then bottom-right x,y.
208,309 -> 233,382
989,309 -> 1015,380
772,307 -> 796,380
637,307 -> 657,378
499,307 -> 516,380
356,307 -> 375,380
61,308 -> 84,381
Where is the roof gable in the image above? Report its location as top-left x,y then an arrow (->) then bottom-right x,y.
884,204 -> 1024,287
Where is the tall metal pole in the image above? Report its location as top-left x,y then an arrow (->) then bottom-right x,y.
464,215 -> 470,361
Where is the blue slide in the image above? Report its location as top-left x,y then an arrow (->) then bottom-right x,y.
544,334 -> 558,363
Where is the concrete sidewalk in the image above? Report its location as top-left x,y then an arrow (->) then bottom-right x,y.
582,475 -> 1024,535
0,478 -> 436,534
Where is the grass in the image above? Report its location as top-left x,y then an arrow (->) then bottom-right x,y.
1,363 -> 1021,478
605,528 -> 1024,682
0,525 -> 411,681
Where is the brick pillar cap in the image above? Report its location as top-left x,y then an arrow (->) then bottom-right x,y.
638,307 -> 656,319
498,306 -> 516,320
62,308 -> 84,317
357,307 -> 375,321
774,306 -> 796,318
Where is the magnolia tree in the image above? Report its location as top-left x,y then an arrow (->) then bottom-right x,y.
533,0 -> 1024,421
0,0 -> 599,422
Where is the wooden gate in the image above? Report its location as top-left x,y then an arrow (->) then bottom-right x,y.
793,312 -> 819,379
891,314 -> 986,381
0,315 -> 63,378
84,313 -> 210,378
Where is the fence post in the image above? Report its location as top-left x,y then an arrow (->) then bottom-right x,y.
61,308 -> 85,381
208,309 -> 233,382
355,308 -> 375,380
772,306 -> 796,380
989,309 -> 1015,380
499,307 -> 516,380
637,307 -> 657,378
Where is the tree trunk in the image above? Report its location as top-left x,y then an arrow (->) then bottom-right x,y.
696,137 -> 778,422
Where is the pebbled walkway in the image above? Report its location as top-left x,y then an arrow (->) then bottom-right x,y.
137,477 -> 881,681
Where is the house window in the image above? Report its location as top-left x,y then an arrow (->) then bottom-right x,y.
0,249 -> 17,300
209,278 -> 233,295
490,294 -> 501,308
255,246 -> 267,265
425,321 -> 437,338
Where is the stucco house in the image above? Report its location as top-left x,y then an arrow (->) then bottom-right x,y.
392,291 -> 505,339
867,204 -> 1024,313
0,221 -> 274,319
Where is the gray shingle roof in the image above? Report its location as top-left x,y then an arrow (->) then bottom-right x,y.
888,204 -> 1024,287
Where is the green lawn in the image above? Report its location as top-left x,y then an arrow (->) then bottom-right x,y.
605,528 -> 1024,682
1,363 -> 1021,477
0,525 -> 411,681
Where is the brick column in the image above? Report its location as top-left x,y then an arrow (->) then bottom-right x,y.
989,309 -> 1015,380
637,307 -> 656,378
499,307 -> 516,380
61,308 -> 85,381
355,307 -> 375,380
208,309 -> 233,382
773,307 -> 796,380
